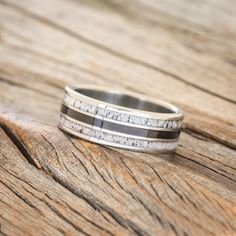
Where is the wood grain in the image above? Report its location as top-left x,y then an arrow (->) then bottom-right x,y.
0,0 -> 236,235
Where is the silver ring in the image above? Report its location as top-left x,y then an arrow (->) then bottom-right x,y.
58,85 -> 183,153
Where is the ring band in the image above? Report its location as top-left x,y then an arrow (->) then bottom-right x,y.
58,85 -> 183,153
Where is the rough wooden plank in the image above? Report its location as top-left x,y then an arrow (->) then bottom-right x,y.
0,128 -> 133,236
0,0 -> 235,149
1,76 -> 236,189
0,0 -> 236,235
1,110 -> 236,236
3,0 -> 236,102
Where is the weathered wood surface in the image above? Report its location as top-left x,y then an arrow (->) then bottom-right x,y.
0,0 -> 236,235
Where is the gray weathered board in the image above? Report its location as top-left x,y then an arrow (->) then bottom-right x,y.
0,0 -> 236,235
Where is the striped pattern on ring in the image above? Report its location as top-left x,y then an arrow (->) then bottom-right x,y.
61,104 -> 180,139
59,115 -> 178,150
64,93 -> 182,129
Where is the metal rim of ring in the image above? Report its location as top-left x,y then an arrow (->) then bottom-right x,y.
58,85 -> 184,153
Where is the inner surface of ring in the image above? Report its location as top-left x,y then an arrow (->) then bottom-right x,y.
76,89 -> 175,113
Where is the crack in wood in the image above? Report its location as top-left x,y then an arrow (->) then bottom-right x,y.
0,179 -> 41,213
175,153 -> 236,184
0,77 -> 58,99
1,124 -> 40,168
46,174 -> 150,236
183,127 -> 236,150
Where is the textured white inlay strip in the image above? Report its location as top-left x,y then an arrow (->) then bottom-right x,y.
59,115 -> 178,150
64,94 -> 182,129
